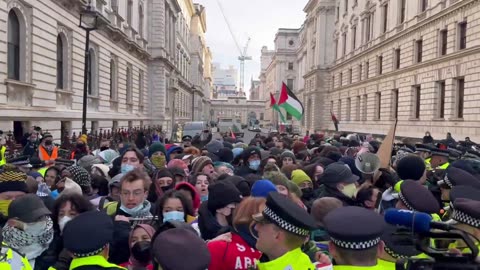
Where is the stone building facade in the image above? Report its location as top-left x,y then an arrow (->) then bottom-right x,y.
329,0 -> 480,140
1,0 -> 150,141
210,97 -> 265,126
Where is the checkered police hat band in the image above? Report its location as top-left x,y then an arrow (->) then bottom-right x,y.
398,192 -> 414,211
263,206 -> 309,236
444,174 -> 453,188
331,236 -> 380,250
451,209 -> 480,228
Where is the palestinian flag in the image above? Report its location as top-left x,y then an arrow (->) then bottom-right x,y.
331,110 -> 339,131
278,82 -> 304,121
270,92 -> 286,123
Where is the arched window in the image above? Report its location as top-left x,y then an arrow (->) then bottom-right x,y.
56,35 -> 64,89
139,5 -> 144,38
8,10 -> 20,80
109,59 -> 116,99
87,48 -> 97,95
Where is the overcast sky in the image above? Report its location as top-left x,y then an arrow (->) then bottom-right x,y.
195,0 -> 307,97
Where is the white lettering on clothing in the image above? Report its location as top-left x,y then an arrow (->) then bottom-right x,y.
236,243 -> 246,252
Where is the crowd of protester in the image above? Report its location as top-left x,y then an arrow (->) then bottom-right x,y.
0,128 -> 478,269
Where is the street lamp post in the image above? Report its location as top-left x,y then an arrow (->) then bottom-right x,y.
191,86 -> 196,121
79,2 -> 99,135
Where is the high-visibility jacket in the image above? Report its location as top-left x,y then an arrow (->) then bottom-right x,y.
437,162 -> 450,170
48,255 -> 125,270
334,260 -> 394,269
0,145 -> 6,166
256,248 -> 316,270
39,145 -> 58,161
0,243 -> 32,270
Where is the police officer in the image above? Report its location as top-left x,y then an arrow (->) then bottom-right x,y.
463,149 -> 480,161
323,206 -> 392,269
447,196 -> 480,256
182,135 -> 193,148
396,180 -> 441,215
252,192 -> 318,269
437,167 -> 480,202
378,225 -> 423,267
429,148 -> 450,170
0,242 -> 31,270
415,144 -> 432,171
56,211 -> 124,270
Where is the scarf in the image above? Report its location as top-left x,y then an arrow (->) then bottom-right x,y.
2,217 -> 54,260
120,200 -> 153,228
128,224 -> 156,267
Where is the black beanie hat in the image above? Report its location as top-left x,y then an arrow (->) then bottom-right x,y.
396,155 -> 426,181
217,148 -> 234,163
225,175 -> 251,197
207,181 -> 242,212
242,147 -> 261,163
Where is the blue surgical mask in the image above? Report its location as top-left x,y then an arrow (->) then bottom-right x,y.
249,160 -> 261,171
121,164 -> 135,174
162,211 -> 185,223
200,195 -> 208,202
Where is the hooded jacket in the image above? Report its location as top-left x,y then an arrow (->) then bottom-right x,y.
175,182 -> 201,212
197,202 -> 230,241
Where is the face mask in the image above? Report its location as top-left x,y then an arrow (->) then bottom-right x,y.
131,241 -> 151,265
163,211 -> 185,223
44,140 -> 52,146
121,164 -> 136,174
0,200 -> 12,216
151,156 -> 166,169
340,183 -> 357,198
301,187 -> 314,200
24,220 -> 47,235
160,186 -> 171,193
200,195 -> 208,202
100,146 -> 109,151
249,160 -> 261,171
58,216 -> 73,232
120,203 -> 144,216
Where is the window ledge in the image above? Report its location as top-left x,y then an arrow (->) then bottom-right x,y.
431,117 -> 445,121
88,95 -> 100,100
4,79 -> 35,88
109,99 -> 119,103
55,88 -> 73,94
449,117 -> 464,121
126,102 -> 134,105
408,118 -> 420,121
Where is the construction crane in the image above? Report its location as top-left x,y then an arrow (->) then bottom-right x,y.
216,0 -> 252,94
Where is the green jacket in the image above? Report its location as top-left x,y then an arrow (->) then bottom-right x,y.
256,247 -> 316,270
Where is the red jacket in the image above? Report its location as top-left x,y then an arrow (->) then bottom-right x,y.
208,233 -> 262,270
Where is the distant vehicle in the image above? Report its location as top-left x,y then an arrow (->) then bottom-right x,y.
252,126 -> 261,132
218,118 -> 244,138
182,121 -> 209,139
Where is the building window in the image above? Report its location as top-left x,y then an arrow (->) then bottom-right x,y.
139,5 -> 144,38
348,68 -> 353,84
362,94 -> 367,121
439,29 -> 448,56
458,22 -> 467,50
344,0 -> 348,14
437,81 -> 445,119
338,99 -> 342,120
382,4 -> 388,34
358,64 -> 362,81
56,35 -> 64,89
375,92 -> 381,120
127,0 -> 133,26
7,10 -> 20,81
336,6 -> 340,21
377,55 -> 383,75
365,14 -> 372,42
352,25 -> 357,49
413,85 -> 421,119
342,32 -> 347,56
339,72 -> 343,86
126,66 -> 132,103
365,61 -> 369,79
400,0 -> 406,23
394,48 -> 401,70
392,89 -> 399,119
109,59 -> 117,99
87,48 -> 97,95
139,70 -> 144,106
334,39 -> 338,59
456,78 -> 465,118
415,39 -> 423,63
420,0 -> 427,12
260,113 -> 264,120
346,97 -> 351,120
287,79 -> 294,90
332,75 -> 336,88
288,62 -> 293,70
355,96 -> 361,121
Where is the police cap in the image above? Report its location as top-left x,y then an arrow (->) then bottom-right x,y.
252,192 -> 317,236
381,225 -> 421,259
63,211 -> 114,257
324,206 -> 385,250
398,180 -> 440,214
450,198 -> 480,229
439,167 -> 480,189
182,135 -> 192,142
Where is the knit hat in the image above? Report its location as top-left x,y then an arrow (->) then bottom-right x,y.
270,147 -> 284,157
167,159 -> 188,171
216,148 -> 234,163
79,134 -> 88,144
213,161 -> 234,172
251,180 -> 277,198
291,169 -> 312,187
292,142 -> 307,155
61,178 -> 83,196
43,132 -> 53,139
77,155 -> 101,172
280,150 -> 296,162
225,176 -> 251,197
396,155 -> 426,181
206,140 -> 223,154
175,182 -> 200,211
0,164 -> 28,194
191,156 -> 213,175
91,164 -> 110,179
242,147 -> 261,163
207,181 -> 242,212
286,181 -> 303,198
65,165 -> 91,188
263,171 -> 289,188
149,142 -> 167,158
152,228 -> 211,270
